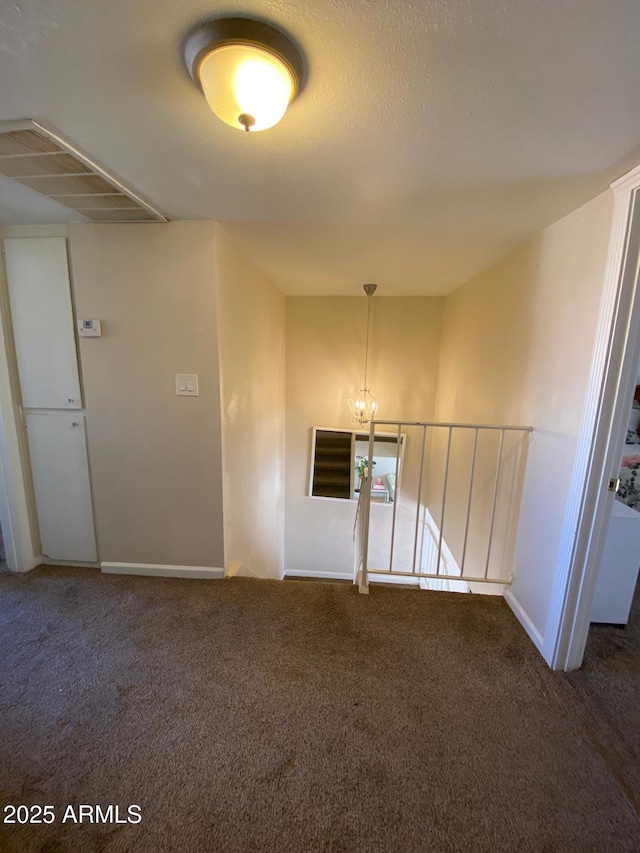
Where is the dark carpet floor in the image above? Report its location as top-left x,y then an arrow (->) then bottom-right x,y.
0,566 -> 638,853
559,577 -> 640,814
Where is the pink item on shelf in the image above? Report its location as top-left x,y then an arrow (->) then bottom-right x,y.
372,477 -> 385,490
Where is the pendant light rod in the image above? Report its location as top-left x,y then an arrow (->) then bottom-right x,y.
362,283 -> 377,389
347,284 -> 379,425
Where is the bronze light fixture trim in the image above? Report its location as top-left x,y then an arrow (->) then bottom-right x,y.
184,17 -> 305,132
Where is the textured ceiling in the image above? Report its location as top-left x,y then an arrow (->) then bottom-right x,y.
1,0 -> 640,294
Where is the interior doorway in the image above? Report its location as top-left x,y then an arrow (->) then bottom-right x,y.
590,374 -> 640,629
549,164 -> 640,672
560,368 -> 640,811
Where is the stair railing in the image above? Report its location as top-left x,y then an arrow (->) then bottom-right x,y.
356,419 -> 533,594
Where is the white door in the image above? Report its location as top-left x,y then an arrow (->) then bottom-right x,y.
4,237 -> 82,409
25,412 -> 96,562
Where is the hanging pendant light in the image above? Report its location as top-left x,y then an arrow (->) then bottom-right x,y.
348,284 -> 379,425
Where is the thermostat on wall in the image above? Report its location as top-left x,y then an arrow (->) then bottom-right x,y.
78,319 -> 102,337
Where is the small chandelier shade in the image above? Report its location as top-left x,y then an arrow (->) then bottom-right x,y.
348,386 -> 378,425
184,18 -> 304,133
348,284 -> 379,425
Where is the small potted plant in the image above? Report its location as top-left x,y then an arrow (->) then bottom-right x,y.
355,456 -> 376,491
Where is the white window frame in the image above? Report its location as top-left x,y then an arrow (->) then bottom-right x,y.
308,426 -> 406,503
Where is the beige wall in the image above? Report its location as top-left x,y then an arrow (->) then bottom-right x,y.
215,225 -> 286,579
68,221 -> 225,567
434,190 -> 615,639
285,296 -> 444,576
1,190 -> 615,638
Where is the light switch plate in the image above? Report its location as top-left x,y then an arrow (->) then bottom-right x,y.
175,374 -> 199,397
79,319 -> 102,337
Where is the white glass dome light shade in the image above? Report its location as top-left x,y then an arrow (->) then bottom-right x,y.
184,18 -> 304,134
199,44 -> 295,132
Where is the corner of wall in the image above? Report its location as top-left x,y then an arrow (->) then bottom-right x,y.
503,588 -> 545,654
214,228 -> 286,579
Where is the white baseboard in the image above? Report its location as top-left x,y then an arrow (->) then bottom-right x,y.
284,570 -> 352,581
101,562 -> 224,580
38,557 -> 100,569
467,581 -> 504,596
371,573 -> 420,586
225,560 -> 269,579
284,569 -> 420,586
11,553 -> 44,572
504,588 -> 544,652
5,552 -> 46,573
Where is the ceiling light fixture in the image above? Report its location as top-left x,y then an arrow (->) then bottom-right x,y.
184,17 -> 304,133
348,284 -> 379,426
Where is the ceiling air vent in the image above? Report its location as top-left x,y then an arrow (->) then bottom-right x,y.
0,120 -> 167,223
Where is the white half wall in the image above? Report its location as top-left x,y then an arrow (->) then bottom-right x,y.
434,190 -> 615,648
215,225 -> 286,579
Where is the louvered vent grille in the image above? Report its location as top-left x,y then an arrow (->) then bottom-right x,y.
0,122 -> 166,223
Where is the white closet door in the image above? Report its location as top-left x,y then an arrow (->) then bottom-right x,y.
4,237 -> 82,409
26,413 -> 96,562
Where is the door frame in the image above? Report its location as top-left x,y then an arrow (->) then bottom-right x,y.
545,164 -> 640,670
0,235 -> 40,573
